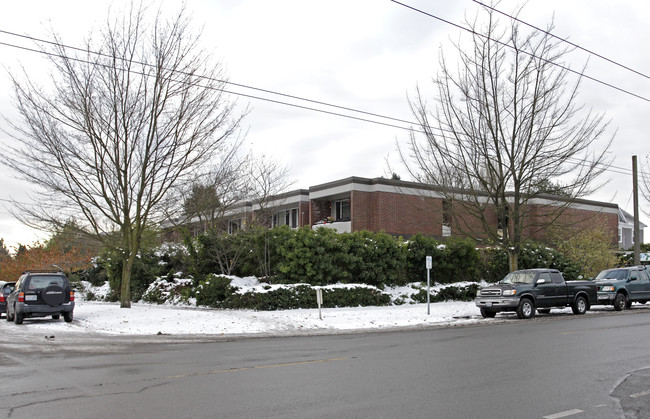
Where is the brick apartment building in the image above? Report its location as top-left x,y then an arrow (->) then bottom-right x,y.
167,176 -> 625,247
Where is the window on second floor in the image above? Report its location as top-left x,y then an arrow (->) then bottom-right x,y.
334,198 -> 351,221
228,218 -> 242,234
273,208 -> 299,228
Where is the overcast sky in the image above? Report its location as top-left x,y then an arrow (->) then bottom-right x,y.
1,0 -> 648,248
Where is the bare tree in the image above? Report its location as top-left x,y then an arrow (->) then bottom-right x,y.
1,3 -> 244,307
175,141 -> 247,234
399,6 -> 612,272
245,155 -> 293,226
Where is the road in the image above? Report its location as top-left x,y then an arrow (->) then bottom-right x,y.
2,310 -> 650,418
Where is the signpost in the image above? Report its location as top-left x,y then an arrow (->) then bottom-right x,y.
316,288 -> 323,320
426,256 -> 432,315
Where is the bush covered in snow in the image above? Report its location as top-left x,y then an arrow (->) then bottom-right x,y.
141,274 -> 194,305
77,227 -> 594,305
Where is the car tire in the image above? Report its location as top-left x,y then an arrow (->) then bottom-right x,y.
516,299 -> 535,319
5,306 -> 12,322
480,308 -> 497,318
52,314 -> 60,320
537,308 -> 551,314
572,295 -> 588,315
63,311 -> 73,323
42,285 -> 66,307
14,310 -> 24,325
614,293 -> 627,311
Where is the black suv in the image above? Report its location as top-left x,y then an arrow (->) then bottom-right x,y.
6,270 -> 75,324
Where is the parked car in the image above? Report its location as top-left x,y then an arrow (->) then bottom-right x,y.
475,269 -> 597,319
0,281 -> 16,318
6,270 -> 74,324
595,266 -> 650,311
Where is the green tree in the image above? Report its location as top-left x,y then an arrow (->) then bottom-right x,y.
557,226 -> 618,278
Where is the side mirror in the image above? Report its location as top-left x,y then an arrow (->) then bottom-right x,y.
536,279 -> 546,285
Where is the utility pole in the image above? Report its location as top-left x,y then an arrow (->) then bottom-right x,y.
633,155 -> 641,265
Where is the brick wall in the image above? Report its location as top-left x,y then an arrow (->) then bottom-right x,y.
310,200 -> 331,225
352,190 -> 443,237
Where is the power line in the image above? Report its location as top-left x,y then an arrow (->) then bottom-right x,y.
0,29 -> 417,129
0,28 -> 645,183
470,0 -> 650,81
389,0 -> 650,103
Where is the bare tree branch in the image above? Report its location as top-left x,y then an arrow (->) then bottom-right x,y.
1,2 -> 245,307
398,4 -> 613,271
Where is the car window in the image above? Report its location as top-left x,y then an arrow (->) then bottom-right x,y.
631,271 -> 639,280
551,272 -> 564,284
500,271 -> 536,284
538,272 -> 552,283
641,270 -> 650,281
596,269 -> 629,280
26,276 -> 66,289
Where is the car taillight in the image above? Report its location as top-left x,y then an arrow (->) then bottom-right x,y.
18,292 -> 24,303
0,295 -> 4,303
70,291 -> 75,301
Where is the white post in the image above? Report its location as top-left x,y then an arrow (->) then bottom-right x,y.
426,256 -> 432,315
316,288 -> 323,320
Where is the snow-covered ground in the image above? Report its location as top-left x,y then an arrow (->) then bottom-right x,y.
6,299 -> 484,336
2,299 -> 591,339
0,277 -> 617,339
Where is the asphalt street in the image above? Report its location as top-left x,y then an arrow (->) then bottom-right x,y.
2,309 -> 650,418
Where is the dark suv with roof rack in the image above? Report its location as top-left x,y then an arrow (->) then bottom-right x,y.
6,270 -> 75,324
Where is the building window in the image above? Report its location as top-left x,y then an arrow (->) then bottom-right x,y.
442,199 -> 452,236
619,228 -> 623,243
334,199 -> 351,221
273,208 -> 299,228
228,218 -> 242,234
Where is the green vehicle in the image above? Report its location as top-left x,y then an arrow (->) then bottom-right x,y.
595,266 -> 650,311
475,269 -> 597,319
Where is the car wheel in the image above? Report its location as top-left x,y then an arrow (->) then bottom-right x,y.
613,293 -> 627,311
537,308 -> 551,314
14,309 -> 24,325
52,314 -> 60,320
480,308 -> 497,318
516,299 -> 535,319
572,295 -> 588,315
63,311 -> 73,323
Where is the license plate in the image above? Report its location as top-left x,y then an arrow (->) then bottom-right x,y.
484,302 -> 492,307
25,295 -> 37,301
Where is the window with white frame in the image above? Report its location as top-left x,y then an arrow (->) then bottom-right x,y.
334,198 -> 351,221
273,208 -> 299,228
228,218 -> 242,234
